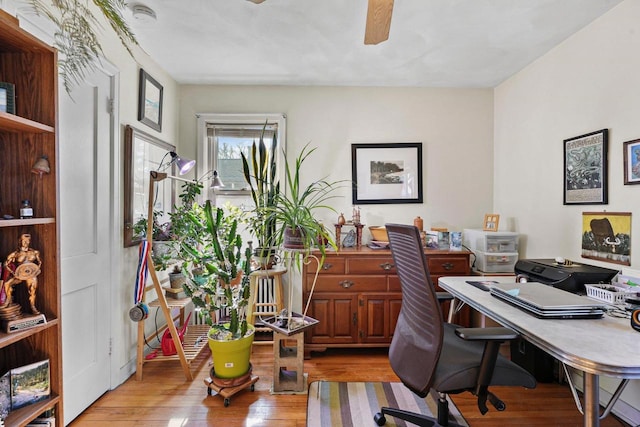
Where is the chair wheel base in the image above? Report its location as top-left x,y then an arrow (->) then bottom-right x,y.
374,412 -> 386,426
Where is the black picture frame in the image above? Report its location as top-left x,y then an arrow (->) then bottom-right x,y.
351,142 -> 423,204
138,69 -> 163,132
563,129 -> 608,205
0,82 -> 16,114
623,138 -> 640,185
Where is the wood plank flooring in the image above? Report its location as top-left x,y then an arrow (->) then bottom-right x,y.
70,343 -> 631,427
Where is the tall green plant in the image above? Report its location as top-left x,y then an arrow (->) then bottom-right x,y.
180,200 -> 251,340
240,124 -> 280,255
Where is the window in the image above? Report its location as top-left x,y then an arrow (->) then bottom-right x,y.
195,113 -> 286,205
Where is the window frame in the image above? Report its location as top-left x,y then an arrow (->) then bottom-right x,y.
196,113 -> 287,203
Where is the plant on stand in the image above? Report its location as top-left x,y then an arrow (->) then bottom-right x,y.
241,124 -> 281,269
179,200 -> 254,379
273,143 -> 343,269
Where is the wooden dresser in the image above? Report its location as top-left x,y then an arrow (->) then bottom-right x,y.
303,247 -> 471,356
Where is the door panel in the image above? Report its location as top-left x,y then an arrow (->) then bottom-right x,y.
60,68 -> 112,423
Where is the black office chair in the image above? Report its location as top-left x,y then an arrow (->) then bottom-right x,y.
374,224 -> 536,427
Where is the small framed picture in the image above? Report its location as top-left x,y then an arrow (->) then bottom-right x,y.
0,82 -> 16,114
138,69 -> 163,131
483,214 -> 500,231
623,138 -> 640,185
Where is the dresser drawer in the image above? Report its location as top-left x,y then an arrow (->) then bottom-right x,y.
306,256 -> 346,274
427,256 -> 469,274
307,275 -> 387,292
348,257 -> 396,274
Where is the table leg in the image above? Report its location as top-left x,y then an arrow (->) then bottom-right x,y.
583,372 -> 600,427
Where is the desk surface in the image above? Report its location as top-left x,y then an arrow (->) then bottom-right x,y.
438,276 -> 640,379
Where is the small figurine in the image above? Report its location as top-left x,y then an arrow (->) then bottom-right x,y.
1,233 -> 42,314
352,206 -> 361,224
337,213 -> 346,226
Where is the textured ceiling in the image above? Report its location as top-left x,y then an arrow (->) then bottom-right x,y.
125,0 -> 622,87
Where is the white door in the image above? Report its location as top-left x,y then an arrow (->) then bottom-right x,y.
59,67 -> 114,423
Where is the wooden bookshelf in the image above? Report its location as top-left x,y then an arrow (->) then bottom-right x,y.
0,14 -> 62,427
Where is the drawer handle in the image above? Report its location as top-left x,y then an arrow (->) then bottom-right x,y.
339,280 -> 354,288
379,262 -> 394,271
322,263 -> 333,270
442,262 -> 454,271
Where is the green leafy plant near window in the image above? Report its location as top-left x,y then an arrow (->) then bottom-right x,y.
27,0 -> 137,93
273,143 -> 344,269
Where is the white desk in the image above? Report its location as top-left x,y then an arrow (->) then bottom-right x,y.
438,276 -> 640,427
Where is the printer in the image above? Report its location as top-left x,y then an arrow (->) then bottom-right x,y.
513,258 -> 619,294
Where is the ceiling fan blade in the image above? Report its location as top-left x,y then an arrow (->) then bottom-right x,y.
364,0 -> 394,45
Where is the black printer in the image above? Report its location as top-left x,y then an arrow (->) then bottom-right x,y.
513,258 -> 619,294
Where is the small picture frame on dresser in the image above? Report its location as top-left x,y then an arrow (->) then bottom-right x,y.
0,82 -> 16,114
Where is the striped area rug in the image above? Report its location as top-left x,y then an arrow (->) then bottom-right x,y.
307,381 -> 468,427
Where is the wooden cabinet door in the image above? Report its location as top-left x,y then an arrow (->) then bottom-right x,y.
305,292 -> 358,344
359,293 -> 402,344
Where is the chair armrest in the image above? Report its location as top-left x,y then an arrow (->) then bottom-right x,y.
455,327 -> 518,341
436,291 -> 454,301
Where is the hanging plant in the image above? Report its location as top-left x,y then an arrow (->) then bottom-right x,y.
27,0 -> 137,94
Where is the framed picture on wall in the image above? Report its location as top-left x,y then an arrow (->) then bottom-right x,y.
351,142 -> 423,204
138,69 -> 163,132
563,129 -> 608,205
581,211 -> 631,266
623,138 -> 640,185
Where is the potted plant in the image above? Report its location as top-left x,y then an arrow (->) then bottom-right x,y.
132,210 -> 175,271
180,200 -> 254,379
241,123 -> 281,269
273,143 -> 343,268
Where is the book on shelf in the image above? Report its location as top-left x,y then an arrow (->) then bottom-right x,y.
0,370 -> 9,420
10,359 -> 50,411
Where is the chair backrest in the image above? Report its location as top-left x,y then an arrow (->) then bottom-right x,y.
386,223 -> 444,396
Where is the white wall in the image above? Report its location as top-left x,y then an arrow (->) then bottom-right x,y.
494,0 -> 640,419
179,85 -> 494,231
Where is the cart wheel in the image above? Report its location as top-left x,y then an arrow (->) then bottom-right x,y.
250,384 -> 255,391
224,398 -> 230,407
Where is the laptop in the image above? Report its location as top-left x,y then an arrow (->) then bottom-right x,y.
489,282 -> 606,319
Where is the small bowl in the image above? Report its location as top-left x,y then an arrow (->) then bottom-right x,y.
369,226 -> 389,242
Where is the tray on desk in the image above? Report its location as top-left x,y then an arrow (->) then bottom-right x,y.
260,312 -> 319,336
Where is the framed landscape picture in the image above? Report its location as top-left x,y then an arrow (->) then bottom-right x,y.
351,142 -> 423,204
563,129 -> 608,205
138,69 -> 163,131
581,212 -> 631,265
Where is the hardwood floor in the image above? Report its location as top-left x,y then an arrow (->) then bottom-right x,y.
70,343 -> 631,427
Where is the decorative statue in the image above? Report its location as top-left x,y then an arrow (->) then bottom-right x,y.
1,233 -> 42,314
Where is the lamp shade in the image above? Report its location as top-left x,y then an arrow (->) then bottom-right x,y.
169,151 -> 195,175
210,170 -> 224,188
31,155 -> 51,177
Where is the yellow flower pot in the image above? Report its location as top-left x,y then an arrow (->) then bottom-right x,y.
208,324 -> 255,379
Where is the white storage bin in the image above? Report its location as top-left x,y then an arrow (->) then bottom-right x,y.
474,251 -> 519,273
463,229 -> 519,253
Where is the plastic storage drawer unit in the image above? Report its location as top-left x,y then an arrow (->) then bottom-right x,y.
463,229 -> 519,253
474,251 -> 519,273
